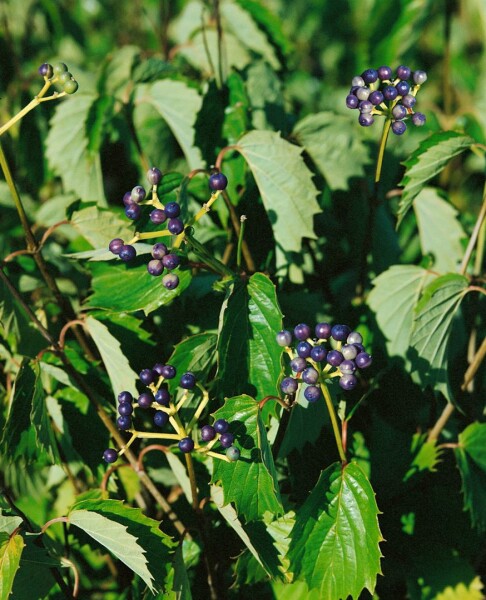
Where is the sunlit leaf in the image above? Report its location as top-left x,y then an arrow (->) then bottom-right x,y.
0,532 -> 24,599
456,423 -> 486,531
403,433 -> 442,482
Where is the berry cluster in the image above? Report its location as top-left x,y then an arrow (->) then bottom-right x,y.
38,62 -> 79,94
346,65 -> 427,134
276,322 -> 372,399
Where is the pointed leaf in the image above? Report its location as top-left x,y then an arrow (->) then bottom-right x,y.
85,317 -> 138,398
0,533 -> 25,599
403,433 -> 443,482
165,333 -> 218,394
397,131 -> 474,226
413,188 -> 466,273
368,265 -> 434,359
46,94 -> 106,204
288,461 -> 383,599
70,205 -> 134,249
236,130 -> 320,253
410,274 -> 469,400
436,577 -> 484,600
293,112 -> 370,190
216,273 -> 283,404
136,80 -> 203,169
0,513 -> 22,536
211,395 -> 283,522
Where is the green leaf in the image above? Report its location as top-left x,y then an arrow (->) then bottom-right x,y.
85,261 -> 192,315
293,112 -> 370,191
103,45 -> 140,96
0,512 -> 22,536
0,533 -> 25,599
397,131 -> 474,226
85,317 -> 138,398
288,461 -> 383,599
45,93 -> 106,204
245,61 -> 285,132
10,538 -> 59,600
436,578 -> 484,600
69,499 -> 175,593
368,265 -> 434,359
70,205 -> 134,250
136,80 -> 203,170
211,395 -> 283,522
166,332 -> 218,394
216,273 -> 283,403
456,423 -> 486,531
413,188 -> 466,273
410,274 -> 469,400
403,433 -> 442,482
235,130 -> 320,254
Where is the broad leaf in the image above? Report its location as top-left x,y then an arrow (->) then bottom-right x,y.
46,93 -> 106,204
410,274 -> 468,400
293,112 -> 370,190
0,533 -> 24,599
436,578 -> 484,600
166,332 -> 218,394
85,317 -> 138,398
211,395 -> 283,522
288,461 -> 383,599
136,80 -> 203,169
456,423 -> 486,531
404,433 -> 442,482
216,273 -> 283,404
69,499 -> 175,592
413,188 -> 465,273
85,261 -> 192,315
70,205 -> 133,250
397,132 -> 474,226
368,265 -> 434,359
10,539 -> 60,600
0,512 -> 22,536
236,130 -> 320,254
103,45 -> 140,96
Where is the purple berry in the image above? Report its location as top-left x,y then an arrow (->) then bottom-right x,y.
413,70 -> 427,85
130,185 -> 146,203
150,209 -> 167,224
290,357 -> 307,373
302,367 -> 319,385
358,113 -> 374,127
209,173 -> 228,191
137,392 -> 154,409
355,352 -> 372,369
147,167 -> 162,185
346,94 -> 359,109
39,63 -> 53,78
155,387 -> 170,405
396,81 -> 410,96
159,364 -> 176,379
152,243 -> 168,259
347,331 -> 363,345
164,202 -> 181,218
392,104 -> 407,120
118,402 -> 133,416
402,94 -> 416,109
226,446 -> 240,461
119,245 -> 136,262
315,322 -> 331,339
304,385 -> 321,402
396,65 -> 411,80
201,425 -> 216,442
311,345 -> 327,362
331,324 -> 351,341
294,323 -> 311,341
356,87 -> 371,101
125,204 -> 142,220
276,330 -> 293,346
162,253 -> 180,270
377,65 -> 392,80
163,273 -> 179,290
297,341 -> 312,358
168,218 -> 184,235
220,432 -> 234,448
392,120 -> 407,135
327,350 -> 344,367
361,68 -> 378,83
341,344 -> 358,360
412,112 -> 426,126
117,415 -> 132,430
139,368 -> 156,385
123,192 -> 133,206
281,377 -> 298,395
109,238 -> 124,254
339,374 -> 358,391
383,85 -> 398,101
340,360 -> 356,374
103,448 -> 118,463
154,411 -> 169,427
359,100 -> 373,113
368,90 -> 384,105
118,391 -> 133,404
180,372 -> 196,389
179,437 -> 194,453
147,259 -> 164,276
214,419 -> 229,434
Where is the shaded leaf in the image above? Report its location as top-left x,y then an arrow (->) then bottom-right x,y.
70,205 -> 134,249
211,395 -> 283,522
0,532 -> 24,599
293,112 -> 370,190
456,423 -> 486,531
166,332 -> 218,395
236,130 -> 320,254
397,132 -> 474,226
103,45 -> 140,95
0,512 -> 22,536
245,61 -> 286,132
288,461 -> 382,599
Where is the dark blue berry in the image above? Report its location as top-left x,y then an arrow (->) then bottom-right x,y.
302,367 -> 319,385
392,121 -> 407,135
164,202 -> 181,218
180,372 -> 196,389
359,100 -> 373,113
226,446 -> 240,461
358,113 -> 374,127
39,63 -> 53,78
413,70 -> 427,85
147,167 -> 162,185
138,392 -> 154,409
147,259 -> 164,276
396,65 -> 411,80
297,341 -> 312,358
155,387 -> 170,405
311,345 -> 327,362
154,411 -> 169,427
109,238 -> 124,254
123,192 -> 133,206
290,357 -> 307,373
294,323 -> 311,341
119,245 -> 136,262
383,85 -> 398,101
125,204 -> 142,220
131,186 -> 146,203
392,104 -> 407,120
353,342 -> 365,353
315,322 -> 331,339
327,350 -> 344,366
118,402 -> 133,416
118,391 -> 133,404
361,68 -> 378,83
139,368 -> 156,385
168,218 -> 184,235
152,243 -> 168,259
368,90 -> 384,105
162,254 -> 180,270
339,374 -> 358,391
220,432 -> 234,448
179,437 -> 194,453
377,65 -> 392,80
276,330 -> 292,346
396,81 -> 410,96
402,94 -> 416,109
160,365 -> 176,379
150,209 -> 167,224
304,385 -> 321,402
117,415 -> 131,430
209,173 -> 228,191
201,425 -> 216,441
281,377 -> 298,395
355,352 -> 372,368
163,273 -> 179,290
103,448 -> 118,463
331,324 -> 351,341
412,112 -> 426,126
346,94 -> 359,109
214,419 -> 229,434
340,360 -> 356,374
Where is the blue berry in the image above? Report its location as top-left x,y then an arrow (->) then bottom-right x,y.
346,94 -> 359,109
201,425 -> 216,441
396,81 -> 410,96
290,357 -> 307,373
103,448 -> 118,463
351,76 -> 365,87
302,367 -> 319,385
412,112 -> 426,126
119,245 -> 136,262
168,218 -> 184,235
155,387 -> 170,405
361,68 -> 378,83
355,352 -> 372,369
392,104 -> 407,120
368,90 -> 384,105
118,391 -> 133,404
220,432 -> 234,448
150,209 -> 167,224
226,446 -> 240,461
276,330 -> 292,347
340,360 -> 356,374
331,324 -> 351,341
315,322 -> 331,339
131,185 -> 146,203
356,87 -> 371,101
118,402 -> 133,416
311,345 -> 327,362
327,350 -> 344,366
214,419 -> 229,434
147,167 -> 162,185
339,374 -> 358,391
179,437 -> 194,453
164,202 -> 181,218
396,65 -> 411,80
296,341 -> 312,358
152,243 -> 168,259
377,65 -> 392,80
413,70 -> 427,85
109,238 -> 124,254
147,259 -> 164,276
392,121 -> 407,135
294,323 -> 311,341
353,342 -> 365,353
163,273 -> 179,290
359,100 -> 373,113
162,253 -> 180,270
154,411 -> 169,427
125,204 -> 142,220
281,377 -> 298,395
39,63 -> 54,78
180,372 -> 196,389
383,85 -> 398,101
123,192 -> 133,206
402,94 -> 416,109
358,113 -> 374,127
304,385 -> 321,402
117,415 -> 131,430
139,368 -> 156,385
209,173 -> 228,191
137,392 -> 154,409
341,344 -> 358,360
159,364 -> 176,379
347,331 -> 363,345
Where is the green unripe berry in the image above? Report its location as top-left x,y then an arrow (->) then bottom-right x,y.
58,71 -> 73,85
63,80 -> 79,95
53,62 -> 68,76
226,446 -> 240,462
